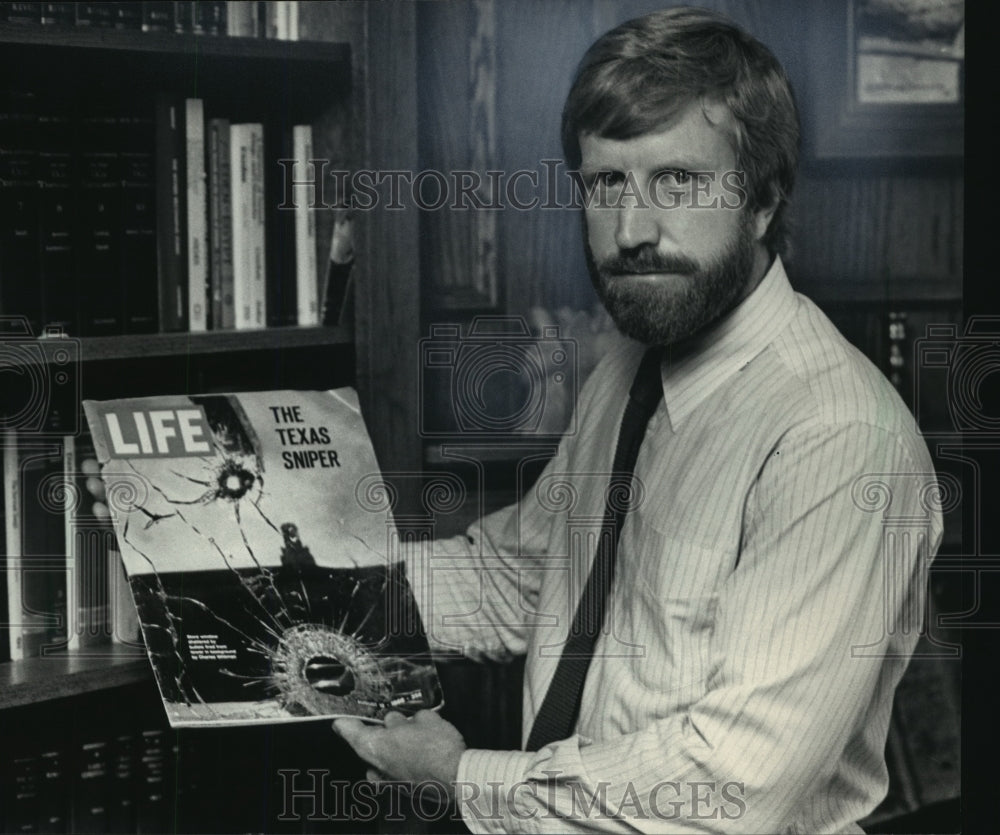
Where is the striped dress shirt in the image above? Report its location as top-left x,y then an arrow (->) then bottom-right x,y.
406,257 -> 942,834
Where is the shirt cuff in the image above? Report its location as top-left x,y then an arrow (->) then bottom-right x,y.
456,748 -> 540,834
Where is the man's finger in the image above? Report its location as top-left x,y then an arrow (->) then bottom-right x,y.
412,709 -> 439,725
332,717 -> 369,748
383,711 -> 408,728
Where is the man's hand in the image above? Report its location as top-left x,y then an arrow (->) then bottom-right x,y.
333,710 -> 466,798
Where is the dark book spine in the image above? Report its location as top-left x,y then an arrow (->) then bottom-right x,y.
136,729 -> 174,834
6,754 -> 41,834
73,740 -> 110,834
40,2 -> 76,25
0,149 -> 42,333
119,110 -> 158,334
174,0 -> 193,33
154,94 -> 188,332
196,0 -> 226,35
207,118 -> 233,329
75,3 -> 115,27
38,150 -> 78,335
6,2 -> 42,24
108,733 -> 137,834
16,445 -> 70,658
0,91 -> 42,331
140,1 -> 173,32
112,1 -> 142,29
77,122 -> 122,336
266,124 -> 297,327
38,747 -> 69,833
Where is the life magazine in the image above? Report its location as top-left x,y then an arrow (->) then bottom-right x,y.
83,389 -> 442,728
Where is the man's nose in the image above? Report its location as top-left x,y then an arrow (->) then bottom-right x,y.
614,201 -> 660,251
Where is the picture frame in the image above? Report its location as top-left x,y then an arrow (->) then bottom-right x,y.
805,0 -> 964,159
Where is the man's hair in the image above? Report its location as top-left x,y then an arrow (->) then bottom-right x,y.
562,7 -> 800,254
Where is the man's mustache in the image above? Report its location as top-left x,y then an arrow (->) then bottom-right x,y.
598,248 -> 699,277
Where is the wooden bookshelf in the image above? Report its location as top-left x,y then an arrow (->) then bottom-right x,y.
0,23 -> 351,65
77,324 -> 353,362
0,645 -> 151,711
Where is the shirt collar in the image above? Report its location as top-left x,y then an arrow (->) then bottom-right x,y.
658,255 -> 799,430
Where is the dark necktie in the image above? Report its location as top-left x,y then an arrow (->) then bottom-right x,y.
525,346 -> 665,752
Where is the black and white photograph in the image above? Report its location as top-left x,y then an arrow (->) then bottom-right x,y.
0,1 -> 972,833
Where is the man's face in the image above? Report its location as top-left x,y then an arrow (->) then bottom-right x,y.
580,100 -> 772,347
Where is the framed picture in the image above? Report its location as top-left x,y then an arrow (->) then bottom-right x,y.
805,0 -> 964,159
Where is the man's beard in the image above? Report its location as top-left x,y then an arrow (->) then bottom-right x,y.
585,213 -> 758,347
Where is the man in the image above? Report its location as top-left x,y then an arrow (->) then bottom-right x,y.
337,7 -> 941,833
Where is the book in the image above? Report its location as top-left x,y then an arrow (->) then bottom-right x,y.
66,432 -> 113,651
293,125 -> 318,326
207,117 -> 234,329
83,389 -> 443,727
185,98 -> 208,333
77,118 -> 122,336
141,1 -> 173,32
121,137 -> 159,335
154,94 -> 188,333
266,124 -> 298,328
0,147 -> 42,334
37,115 -> 80,335
225,0 -> 259,37
3,433 -> 69,661
229,123 -> 264,330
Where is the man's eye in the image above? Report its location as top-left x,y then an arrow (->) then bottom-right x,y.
656,169 -> 691,185
594,170 -> 625,188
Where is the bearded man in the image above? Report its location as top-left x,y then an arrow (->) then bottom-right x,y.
335,8 -> 940,833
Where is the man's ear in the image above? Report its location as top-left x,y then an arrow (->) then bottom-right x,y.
751,186 -> 780,243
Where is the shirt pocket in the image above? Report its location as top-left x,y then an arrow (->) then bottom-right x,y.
615,518 -> 730,703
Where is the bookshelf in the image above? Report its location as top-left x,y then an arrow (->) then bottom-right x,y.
0,3 -> 423,832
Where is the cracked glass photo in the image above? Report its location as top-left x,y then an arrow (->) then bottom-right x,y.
81,388 -> 442,727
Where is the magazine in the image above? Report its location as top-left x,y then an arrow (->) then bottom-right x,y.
83,388 -> 442,728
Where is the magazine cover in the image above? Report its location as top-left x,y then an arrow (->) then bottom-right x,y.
82,389 -> 442,727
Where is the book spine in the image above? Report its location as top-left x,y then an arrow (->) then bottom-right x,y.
6,755 -> 40,833
112,1 -> 142,29
293,125 -> 318,325
63,434 -> 77,651
140,1 -> 174,32
287,0 -> 298,41
77,147 -> 122,336
121,148 -> 158,334
229,124 -> 253,330
185,98 -> 207,333
250,124 -> 266,328
154,95 -> 188,333
109,733 -> 137,833
207,118 -> 234,329
38,747 -> 69,832
68,434 -> 112,652
0,432 -> 7,664
0,148 -> 43,333
225,0 -> 257,37
174,0 -> 193,33
74,739 -> 111,833
40,2 -> 76,25
3,431 -> 22,661
266,126 -> 297,327
38,149 -> 77,335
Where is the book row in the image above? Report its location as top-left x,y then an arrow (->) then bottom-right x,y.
1,90 -> 352,338
1,1 -> 308,40
1,429 -> 139,664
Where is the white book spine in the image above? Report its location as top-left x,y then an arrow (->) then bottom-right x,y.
230,124 -> 254,330
3,431 -> 23,660
186,98 -> 208,332
293,125 -> 318,325
63,435 -> 78,651
249,124 -> 266,328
